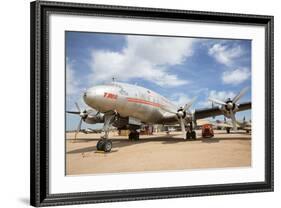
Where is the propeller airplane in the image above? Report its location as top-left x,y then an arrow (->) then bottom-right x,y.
67,82 -> 251,152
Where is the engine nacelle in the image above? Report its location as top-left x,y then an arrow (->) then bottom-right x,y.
221,103 -> 239,118
83,113 -> 104,124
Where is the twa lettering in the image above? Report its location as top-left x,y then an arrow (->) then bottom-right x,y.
104,92 -> 118,99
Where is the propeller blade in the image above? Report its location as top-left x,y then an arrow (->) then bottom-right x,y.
208,97 -> 227,106
180,117 -> 186,139
183,97 -> 196,112
66,111 -> 80,114
74,118 -> 83,140
232,87 -> 249,103
229,110 -> 237,131
75,102 -> 81,112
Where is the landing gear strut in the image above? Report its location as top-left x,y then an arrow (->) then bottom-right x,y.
186,122 -> 196,140
96,113 -> 115,152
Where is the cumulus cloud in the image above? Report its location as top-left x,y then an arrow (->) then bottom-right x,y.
90,36 -> 196,87
209,90 -> 236,101
208,43 -> 243,66
222,68 -> 251,85
198,90 -> 236,107
170,93 -> 193,107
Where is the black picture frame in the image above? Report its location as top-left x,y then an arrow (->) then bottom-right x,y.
30,0 -> 274,207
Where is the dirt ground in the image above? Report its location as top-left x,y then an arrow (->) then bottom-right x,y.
66,130 -> 251,175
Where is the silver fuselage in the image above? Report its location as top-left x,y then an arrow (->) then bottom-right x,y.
83,82 -> 180,124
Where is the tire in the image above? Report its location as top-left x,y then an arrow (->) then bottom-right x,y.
103,140 -> 112,152
186,132 -> 191,140
191,131 -> 196,140
96,139 -> 105,151
129,132 -> 139,141
226,128 -> 230,134
128,132 -> 133,140
134,132 -> 140,141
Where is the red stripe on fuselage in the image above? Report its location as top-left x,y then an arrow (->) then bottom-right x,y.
127,97 -> 162,108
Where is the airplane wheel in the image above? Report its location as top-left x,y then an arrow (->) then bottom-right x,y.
96,139 -> 105,151
133,133 -> 140,141
191,131 -> 196,140
186,132 -> 191,140
128,132 -> 133,140
129,132 -> 139,141
226,128 -> 230,134
103,140 -> 112,152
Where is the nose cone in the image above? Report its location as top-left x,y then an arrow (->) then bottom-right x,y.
83,86 -> 100,108
83,85 -> 118,112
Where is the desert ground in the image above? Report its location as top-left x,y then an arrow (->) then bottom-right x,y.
66,130 -> 251,175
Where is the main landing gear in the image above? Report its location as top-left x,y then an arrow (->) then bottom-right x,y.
128,130 -> 140,141
96,113 -> 115,152
186,131 -> 196,140
186,122 -> 196,140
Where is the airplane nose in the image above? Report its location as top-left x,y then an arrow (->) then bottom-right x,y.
82,91 -> 86,102
83,91 -> 87,100
83,87 -> 100,107
83,90 -> 93,104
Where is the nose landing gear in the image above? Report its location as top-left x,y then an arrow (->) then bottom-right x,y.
96,113 -> 116,152
96,138 -> 112,152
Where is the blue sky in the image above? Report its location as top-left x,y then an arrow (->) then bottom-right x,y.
66,31 -> 251,130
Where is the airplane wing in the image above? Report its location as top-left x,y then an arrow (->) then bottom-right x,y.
194,102 -> 251,120
196,119 -> 211,126
213,122 -> 233,128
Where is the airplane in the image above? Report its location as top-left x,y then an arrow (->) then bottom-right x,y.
211,116 -> 251,133
67,81 -> 251,152
236,117 -> 252,133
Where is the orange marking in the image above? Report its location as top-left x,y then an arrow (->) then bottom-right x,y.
127,97 -> 162,108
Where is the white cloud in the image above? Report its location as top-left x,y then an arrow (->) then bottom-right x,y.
90,36 -> 196,87
198,90 -> 236,107
170,93 -> 194,108
222,68 -> 251,85
209,90 -> 236,101
66,59 -> 80,95
208,43 -> 243,66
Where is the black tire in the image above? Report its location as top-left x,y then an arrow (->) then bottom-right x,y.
226,128 -> 230,134
96,139 -> 105,151
191,131 -> 196,140
186,132 -> 191,140
129,132 -> 140,141
103,140 -> 112,152
134,132 -> 140,141
128,132 -> 133,140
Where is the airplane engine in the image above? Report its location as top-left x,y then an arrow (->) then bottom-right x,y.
84,113 -> 104,124
221,99 -> 239,118
209,87 -> 249,131
67,102 -> 105,139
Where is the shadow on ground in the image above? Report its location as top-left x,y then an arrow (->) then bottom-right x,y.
67,135 -> 250,154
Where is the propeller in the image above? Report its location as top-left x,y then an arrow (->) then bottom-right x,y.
67,102 -> 91,140
162,97 -> 196,138
208,87 -> 249,131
